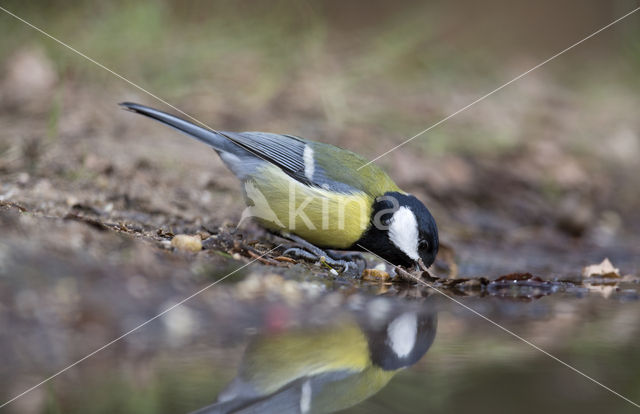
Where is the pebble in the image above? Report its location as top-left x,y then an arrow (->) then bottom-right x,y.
362,268 -> 391,281
170,234 -> 202,252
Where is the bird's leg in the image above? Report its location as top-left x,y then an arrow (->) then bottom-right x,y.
282,234 -> 328,258
281,247 -> 319,262
281,234 -> 363,276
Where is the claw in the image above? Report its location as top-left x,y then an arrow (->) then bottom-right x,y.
280,234 -> 364,277
327,250 -> 367,266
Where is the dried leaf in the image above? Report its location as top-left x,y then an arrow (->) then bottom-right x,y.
582,258 -> 620,278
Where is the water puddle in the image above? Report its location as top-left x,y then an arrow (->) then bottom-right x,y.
2,252 -> 639,413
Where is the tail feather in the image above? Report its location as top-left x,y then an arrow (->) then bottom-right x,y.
119,102 -> 229,150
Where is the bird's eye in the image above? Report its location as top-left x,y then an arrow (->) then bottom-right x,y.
418,240 -> 429,250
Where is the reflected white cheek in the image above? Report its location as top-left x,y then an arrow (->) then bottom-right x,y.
388,207 -> 419,260
386,312 -> 418,358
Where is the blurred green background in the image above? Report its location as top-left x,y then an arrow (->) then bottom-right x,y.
2,0 -> 640,152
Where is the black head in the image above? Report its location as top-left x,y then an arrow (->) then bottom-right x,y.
354,192 -> 439,268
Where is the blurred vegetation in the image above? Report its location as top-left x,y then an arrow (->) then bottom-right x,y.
2,0 -> 640,156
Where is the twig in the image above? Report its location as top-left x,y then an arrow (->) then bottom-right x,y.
273,256 -> 297,264
246,248 -> 280,266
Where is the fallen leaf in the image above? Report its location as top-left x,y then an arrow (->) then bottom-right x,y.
582,258 -> 620,278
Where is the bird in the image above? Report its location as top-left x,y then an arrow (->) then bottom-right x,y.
120,102 -> 439,271
190,298 -> 437,414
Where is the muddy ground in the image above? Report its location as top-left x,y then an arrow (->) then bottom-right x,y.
1,61 -> 639,278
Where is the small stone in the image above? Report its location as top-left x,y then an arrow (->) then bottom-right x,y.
170,234 -> 202,252
362,268 -> 391,281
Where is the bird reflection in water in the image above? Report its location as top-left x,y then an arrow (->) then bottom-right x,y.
192,297 -> 437,414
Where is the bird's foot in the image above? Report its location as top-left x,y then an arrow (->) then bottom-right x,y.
282,247 -> 319,262
283,247 -> 358,275
326,250 -> 367,266
281,235 -> 364,277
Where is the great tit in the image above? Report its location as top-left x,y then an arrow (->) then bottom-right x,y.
120,103 -> 439,268
190,299 -> 437,414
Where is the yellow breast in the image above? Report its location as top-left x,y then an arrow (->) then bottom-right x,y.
243,164 -> 372,248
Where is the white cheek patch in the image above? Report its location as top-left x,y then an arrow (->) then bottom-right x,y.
303,145 -> 314,181
388,206 -> 420,260
386,312 -> 418,358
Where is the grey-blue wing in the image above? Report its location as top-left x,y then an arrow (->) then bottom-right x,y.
221,131 -> 311,184
189,371 -> 355,414
222,131 -> 362,193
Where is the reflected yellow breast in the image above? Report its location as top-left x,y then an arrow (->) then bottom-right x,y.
244,319 -> 371,394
